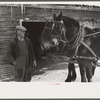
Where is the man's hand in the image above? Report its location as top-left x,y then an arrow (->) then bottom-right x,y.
33,61 -> 37,67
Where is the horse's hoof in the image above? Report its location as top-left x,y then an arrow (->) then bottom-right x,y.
71,75 -> 77,81
65,78 -> 72,82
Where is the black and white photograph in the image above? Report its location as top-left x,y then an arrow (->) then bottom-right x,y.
1,1 -> 100,82
1,1 -> 100,98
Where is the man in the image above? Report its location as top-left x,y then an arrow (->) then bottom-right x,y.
8,25 -> 36,82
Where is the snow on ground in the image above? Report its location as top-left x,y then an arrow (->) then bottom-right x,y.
31,63 -> 100,82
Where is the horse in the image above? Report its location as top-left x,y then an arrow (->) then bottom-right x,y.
41,12 -> 100,82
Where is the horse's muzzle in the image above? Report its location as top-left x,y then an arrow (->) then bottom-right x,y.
41,42 -> 51,50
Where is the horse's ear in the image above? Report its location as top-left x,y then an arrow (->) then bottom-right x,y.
53,13 -> 56,20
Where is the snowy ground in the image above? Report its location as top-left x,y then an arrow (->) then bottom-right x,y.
31,62 -> 100,82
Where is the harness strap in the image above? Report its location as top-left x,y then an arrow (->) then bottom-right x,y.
68,25 -> 83,49
75,56 -> 98,61
74,44 -> 80,56
70,25 -> 99,62
80,41 -> 97,58
84,31 -> 100,37
59,24 -> 83,53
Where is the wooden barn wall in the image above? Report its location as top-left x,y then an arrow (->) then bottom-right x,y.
0,5 -> 100,81
24,6 -> 100,28
24,7 -> 53,21
0,6 -> 21,81
0,5 -> 22,65
0,19 -> 19,81
60,9 -> 100,20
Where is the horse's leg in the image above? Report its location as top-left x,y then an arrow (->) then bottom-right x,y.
92,66 -> 96,76
65,63 -> 76,82
71,64 -> 77,81
92,62 -> 96,76
78,62 -> 87,82
65,63 -> 72,82
85,61 -> 93,82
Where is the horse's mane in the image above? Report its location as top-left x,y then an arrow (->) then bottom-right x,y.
60,16 -> 80,39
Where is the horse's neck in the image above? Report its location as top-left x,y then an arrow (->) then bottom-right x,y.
62,20 -> 79,40
63,18 -> 79,33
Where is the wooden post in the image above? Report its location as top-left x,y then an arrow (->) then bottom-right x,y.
21,4 -> 24,18
52,8 -> 54,16
24,5 -> 25,17
11,6 -> 13,18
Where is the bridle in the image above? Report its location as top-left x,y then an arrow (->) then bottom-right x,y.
42,20 -> 68,49
43,21 -> 64,40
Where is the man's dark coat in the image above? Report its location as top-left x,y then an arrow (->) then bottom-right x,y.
8,35 -> 36,81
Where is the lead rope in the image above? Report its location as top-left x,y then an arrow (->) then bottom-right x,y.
70,25 -> 84,61
69,24 -> 84,49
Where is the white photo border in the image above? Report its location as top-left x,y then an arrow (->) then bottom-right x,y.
0,1 -> 100,99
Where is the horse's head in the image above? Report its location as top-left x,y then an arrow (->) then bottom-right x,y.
41,12 -> 80,51
41,13 -> 66,50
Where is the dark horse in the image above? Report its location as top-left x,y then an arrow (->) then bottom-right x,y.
41,12 -> 100,82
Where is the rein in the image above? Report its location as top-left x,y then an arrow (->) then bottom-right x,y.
68,25 -> 83,49
84,31 -> 100,37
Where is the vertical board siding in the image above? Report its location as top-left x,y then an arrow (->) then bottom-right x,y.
0,19 -> 19,81
12,6 -> 22,19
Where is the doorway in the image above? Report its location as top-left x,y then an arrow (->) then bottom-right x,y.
22,22 -> 45,59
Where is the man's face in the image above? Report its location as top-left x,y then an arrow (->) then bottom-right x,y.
17,30 -> 25,39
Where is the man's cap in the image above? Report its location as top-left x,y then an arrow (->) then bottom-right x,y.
16,25 -> 27,32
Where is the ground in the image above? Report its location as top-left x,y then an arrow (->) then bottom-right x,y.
1,53 -> 100,82
31,54 -> 100,82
